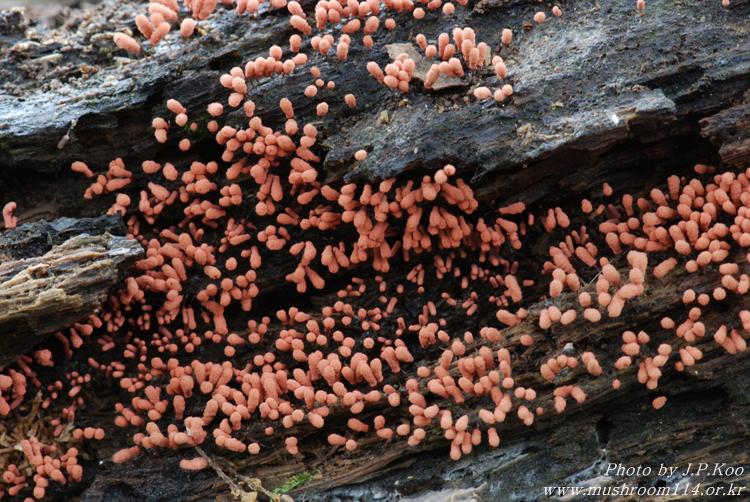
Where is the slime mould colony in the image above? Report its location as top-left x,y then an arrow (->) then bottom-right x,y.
0,0 -> 745,500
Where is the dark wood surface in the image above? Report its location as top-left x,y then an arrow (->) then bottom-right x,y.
2,0 -> 750,500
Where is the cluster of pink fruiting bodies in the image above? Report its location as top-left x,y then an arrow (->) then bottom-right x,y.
113,0 -> 522,101
0,0 -> 745,499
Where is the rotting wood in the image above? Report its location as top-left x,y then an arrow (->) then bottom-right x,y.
1,0 -> 750,501
0,216 -> 142,366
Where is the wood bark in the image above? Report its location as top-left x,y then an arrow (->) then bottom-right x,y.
1,0 -> 750,501
0,215 -> 142,366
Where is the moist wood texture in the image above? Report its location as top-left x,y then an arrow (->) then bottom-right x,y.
1,0 -> 750,501
0,216 -> 141,366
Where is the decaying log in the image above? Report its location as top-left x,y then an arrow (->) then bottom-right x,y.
1,0 -> 750,501
0,215 -> 142,366
700,88 -> 750,170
